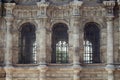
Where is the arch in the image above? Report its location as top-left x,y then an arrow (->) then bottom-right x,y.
19,22 -> 37,64
83,22 -> 100,64
51,23 -> 69,63
50,20 -> 70,31
17,20 -> 38,31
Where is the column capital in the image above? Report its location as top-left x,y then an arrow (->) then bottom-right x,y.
4,3 -> 16,18
70,1 -> 83,7
4,3 -> 16,9
70,1 -> 83,16
37,2 -> 49,7
117,2 -> 120,15
103,1 -> 115,17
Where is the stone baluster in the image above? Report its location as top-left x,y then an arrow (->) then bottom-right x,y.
103,1 -> 115,80
4,3 -> 15,80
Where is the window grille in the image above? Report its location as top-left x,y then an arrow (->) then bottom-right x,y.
52,23 -> 68,63
84,22 -> 100,64
19,23 -> 37,64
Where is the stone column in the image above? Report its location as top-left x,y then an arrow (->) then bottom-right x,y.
4,3 -> 15,80
70,1 -> 83,68
106,16 -> 114,65
4,3 -> 15,67
36,2 -> 48,66
118,0 -> 120,64
103,1 -> 115,80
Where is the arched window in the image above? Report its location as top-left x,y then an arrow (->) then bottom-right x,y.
19,23 -> 37,64
52,23 -> 68,63
84,22 -> 100,64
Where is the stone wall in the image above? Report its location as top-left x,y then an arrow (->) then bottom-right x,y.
0,0 -> 120,80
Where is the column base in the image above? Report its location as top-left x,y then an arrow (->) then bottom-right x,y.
105,64 -> 115,72
73,64 -> 82,71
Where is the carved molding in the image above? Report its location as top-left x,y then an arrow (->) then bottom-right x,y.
103,1 -> 115,17
4,3 -> 16,17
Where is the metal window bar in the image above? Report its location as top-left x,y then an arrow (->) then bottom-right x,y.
52,23 -> 68,63
19,23 -> 37,64
84,23 -> 100,64
56,41 -> 68,63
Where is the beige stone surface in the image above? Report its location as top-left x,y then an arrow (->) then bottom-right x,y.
0,0 -> 120,80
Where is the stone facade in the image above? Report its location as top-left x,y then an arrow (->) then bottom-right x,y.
0,0 -> 120,80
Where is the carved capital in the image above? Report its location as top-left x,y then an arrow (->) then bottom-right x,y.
37,2 -> 49,18
70,1 -> 83,7
4,3 -> 16,17
103,1 -> 115,17
118,2 -> 120,15
37,2 -> 49,7
70,1 -> 83,16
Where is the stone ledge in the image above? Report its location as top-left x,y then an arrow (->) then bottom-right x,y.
13,64 -> 39,67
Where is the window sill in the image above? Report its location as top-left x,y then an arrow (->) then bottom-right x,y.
81,63 -> 106,67
13,64 -> 39,67
48,63 -> 72,66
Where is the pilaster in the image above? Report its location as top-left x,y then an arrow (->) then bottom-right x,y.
70,1 -> 83,67
4,2 -> 15,80
103,1 -> 115,80
4,3 -> 15,67
36,2 -> 49,66
117,1 -> 120,62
